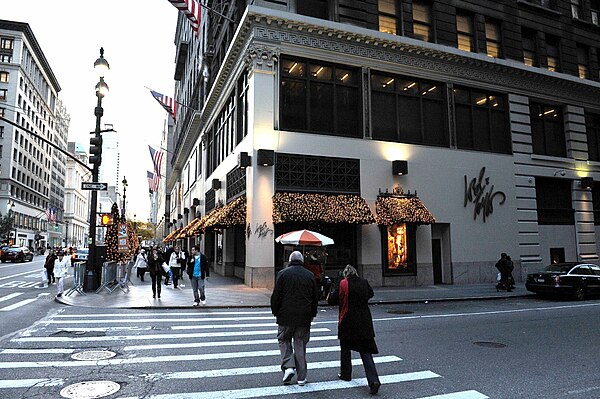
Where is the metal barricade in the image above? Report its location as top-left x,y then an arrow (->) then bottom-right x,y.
125,261 -> 134,287
115,262 -> 129,293
64,262 -> 87,296
95,261 -> 118,293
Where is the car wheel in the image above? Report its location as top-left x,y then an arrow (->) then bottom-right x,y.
1,260 -> 5,263
574,286 -> 586,301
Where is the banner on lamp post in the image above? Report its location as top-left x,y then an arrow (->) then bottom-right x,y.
118,223 -> 129,254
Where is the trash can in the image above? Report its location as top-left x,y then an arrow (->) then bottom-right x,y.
84,271 -> 96,292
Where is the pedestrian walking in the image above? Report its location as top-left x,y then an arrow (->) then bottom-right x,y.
179,247 -> 189,287
53,250 -> 70,297
134,249 -> 148,282
270,250 -> 319,387
186,245 -> 209,306
44,249 -> 57,285
495,253 -> 513,292
328,264 -> 381,395
148,247 -> 163,299
169,246 -> 182,288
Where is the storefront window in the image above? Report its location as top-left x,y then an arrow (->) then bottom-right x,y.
383,224 -> 416,275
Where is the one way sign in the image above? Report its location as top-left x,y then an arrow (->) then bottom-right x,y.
81,182 -> 108,191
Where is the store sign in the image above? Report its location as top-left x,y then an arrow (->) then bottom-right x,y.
118,223 -> 129,253
464,167 -> 506,222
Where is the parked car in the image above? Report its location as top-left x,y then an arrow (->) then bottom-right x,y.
0,246 -> 34,263
525,262 -> 600,300
72,248 -> 89,263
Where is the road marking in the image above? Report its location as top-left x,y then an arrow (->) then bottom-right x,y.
418,390 -> 489,399
0,378 -> 64,389
0,348 -> 76,354
49,321 -> 309,331
51,310 -> 274,318
124,335 -> 339,351
0,298 -> 37,311
0,270 -> 43,281
0,292 -> 23,303
43,316 -> 275,324
120,371 -> 440,399
143,356 -> 402,380
0,345 -> 340,368
12,327 -> 330,343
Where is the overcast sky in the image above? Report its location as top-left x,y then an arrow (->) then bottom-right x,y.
3,1 -> 179,222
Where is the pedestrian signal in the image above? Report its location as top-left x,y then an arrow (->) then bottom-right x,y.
99,213 -> 113,226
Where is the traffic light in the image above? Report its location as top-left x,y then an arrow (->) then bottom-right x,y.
89,135 -> 103,166
99,213 -> 113,226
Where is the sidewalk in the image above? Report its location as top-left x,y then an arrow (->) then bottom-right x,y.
55,272 -> 530,309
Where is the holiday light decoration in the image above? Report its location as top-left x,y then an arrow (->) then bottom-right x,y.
183,196 -> 246,237
104,203 -> 140,262
375,195 -> 435,225
272,192 -> 375,224
163,226 -> 183,243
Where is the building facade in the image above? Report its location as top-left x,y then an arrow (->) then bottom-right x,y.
64,142 -> 89,248
0,20 -> 64,250
164,1 -> 600,289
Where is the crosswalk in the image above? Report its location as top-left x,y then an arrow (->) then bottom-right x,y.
0,291 -> 50,311
0,309 -> 491,398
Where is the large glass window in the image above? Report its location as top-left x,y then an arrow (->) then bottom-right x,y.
586,112 -> 600,162
522,29 -> 538,67
454,86 -> 511,154
280,57 -> 361,138
546,36 -> 561,72
592,0 -> 600,25
485,20 -> 502,58
571,0 -> 582,18
0,38 -> 13,50
456,13 -> 474,52
371,73 -> 447,147
530,102 -> 565,157
379,0 -> 399,35
412,1 -> 433,42
297,0 -> 328,19
383,223 -> 416,275
0,71 -> 8,83
536,177 -> 574,225
577,44 -> 589,79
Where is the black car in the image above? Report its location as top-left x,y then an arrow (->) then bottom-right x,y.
525,262 -> 600,300
0,246 -> 34,263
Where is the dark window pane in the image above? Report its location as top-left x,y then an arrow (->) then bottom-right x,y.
297,0 -> 328,19
336,86 -> 360,137
281,80 -> 307,130
455,105 -> 473,149
491,111 -> 510,153
309,82 -> 333,133
423,100 -> 447,146
336,68 -> 357,85
473,108 -> 491,151
398,97 -> 421,143
309,64 -> 333,81
398,79 -> 419,95
454,88 -> 470,104
531,119 -> 545,154
372,91 -> 397,141
421,83 -> 442,99
372,75 -> 396,91
546,120 -> 566,157
282,59 -> 305,77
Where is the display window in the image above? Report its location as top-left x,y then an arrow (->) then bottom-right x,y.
382,223 -> 416,275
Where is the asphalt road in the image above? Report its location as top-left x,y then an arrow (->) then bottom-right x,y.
1,295 -> 599,398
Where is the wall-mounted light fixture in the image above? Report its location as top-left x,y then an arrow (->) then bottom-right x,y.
212,179 -> 221,190
581,177 -> 593,189
184,207 -> 189,214
192,198 -> 200,206
177,214 -> 183,220
392,160 -> 408,176
257,149 -> 275,166
238,152 -> 251,168
172,219 -> 177,224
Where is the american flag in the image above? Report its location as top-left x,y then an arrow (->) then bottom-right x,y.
168,0 -> 201,34
150,90 -> 177,121
45,207 -> 56,222
148,145 -> 164,178
147,171 -> 159,192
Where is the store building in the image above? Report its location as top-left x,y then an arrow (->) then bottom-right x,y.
163,1 -> 600,289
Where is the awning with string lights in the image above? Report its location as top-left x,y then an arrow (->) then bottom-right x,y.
175,217 -> 203,239
186,196 -> 246,236
374,194 -> 435,225
163,226 -> 183,243
272,192 -> 375,224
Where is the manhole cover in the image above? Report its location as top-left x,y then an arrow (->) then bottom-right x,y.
387,310 -> 414,315
60,381 -> 120,399
71,350 -> 117,361
473,341 -> 506,348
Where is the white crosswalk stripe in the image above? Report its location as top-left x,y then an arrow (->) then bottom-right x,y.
0,292 -> 48,312
0,308 -> 491,398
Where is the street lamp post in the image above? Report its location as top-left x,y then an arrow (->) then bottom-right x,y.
122,177 -> 128,221
86,48 -> 109,290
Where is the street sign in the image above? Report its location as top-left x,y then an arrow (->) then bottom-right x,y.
81,182 -> 108,191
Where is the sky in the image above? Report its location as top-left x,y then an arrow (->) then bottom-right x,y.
3,1 -> 179,222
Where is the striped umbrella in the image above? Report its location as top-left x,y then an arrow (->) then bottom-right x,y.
275,229 -> 334,246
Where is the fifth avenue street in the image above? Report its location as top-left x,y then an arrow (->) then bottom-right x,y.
0,272 -> 599,399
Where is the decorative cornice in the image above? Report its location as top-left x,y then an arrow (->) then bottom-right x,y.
245,44 -> 279,75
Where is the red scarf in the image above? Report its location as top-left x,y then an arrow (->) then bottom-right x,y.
339,278 -> 349,323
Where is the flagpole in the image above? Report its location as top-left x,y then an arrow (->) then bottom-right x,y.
144,86 -> 198,112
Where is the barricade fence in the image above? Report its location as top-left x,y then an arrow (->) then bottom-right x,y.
65,262 -> 87,296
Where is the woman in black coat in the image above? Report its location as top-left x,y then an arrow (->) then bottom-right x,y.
329,264 -> 381,395
147,247 -> 163,299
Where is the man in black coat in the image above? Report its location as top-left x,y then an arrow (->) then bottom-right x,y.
270,251 -> 319,386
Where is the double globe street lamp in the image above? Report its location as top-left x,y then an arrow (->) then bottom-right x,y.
86,48 -> 109,290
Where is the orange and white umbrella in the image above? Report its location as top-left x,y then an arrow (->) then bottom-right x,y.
275,229 -> 334,246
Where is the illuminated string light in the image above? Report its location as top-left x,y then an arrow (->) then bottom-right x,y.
272,192 -> 375,224
375,196 -> 435,225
